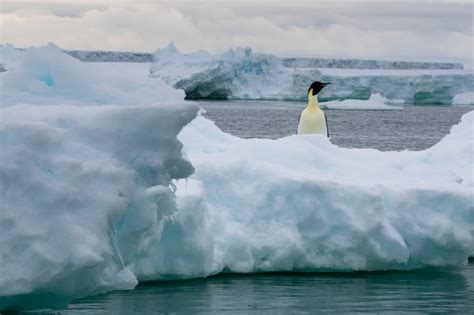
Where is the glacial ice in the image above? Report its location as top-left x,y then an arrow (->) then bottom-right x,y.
151,44 -> 474,105
0,44 -> 473,311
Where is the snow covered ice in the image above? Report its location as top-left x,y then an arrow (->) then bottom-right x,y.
0,44 -> 473,310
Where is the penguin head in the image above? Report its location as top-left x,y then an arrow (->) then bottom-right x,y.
308,81 -> 331,96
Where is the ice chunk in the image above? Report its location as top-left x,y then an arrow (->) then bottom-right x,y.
150,42 -> 216,87
452,92 -> 474,105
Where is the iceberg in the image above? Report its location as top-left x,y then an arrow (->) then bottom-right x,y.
1,43 -> 473,311
0,44 -> 198,310
150,44 -> 474,105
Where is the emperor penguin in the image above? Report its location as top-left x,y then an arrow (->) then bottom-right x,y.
297,81 -> 330,137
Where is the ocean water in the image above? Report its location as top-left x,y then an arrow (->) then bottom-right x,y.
39,266 -> 474,314
199,100 -> 472,151
28,102 -> 474,314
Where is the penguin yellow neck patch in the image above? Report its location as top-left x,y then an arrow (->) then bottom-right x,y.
307,92 -> 320,111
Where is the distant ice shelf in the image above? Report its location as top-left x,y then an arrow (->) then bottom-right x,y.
150,43 -> 474,105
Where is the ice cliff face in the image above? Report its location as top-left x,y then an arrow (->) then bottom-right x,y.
282,57 -> 464,70
150,44 -> 473,105
0,44 -> 473,311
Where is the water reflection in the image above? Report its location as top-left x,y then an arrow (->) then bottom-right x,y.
56,265 -> 474,314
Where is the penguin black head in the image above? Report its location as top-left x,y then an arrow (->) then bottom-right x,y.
308,81 -> 331,96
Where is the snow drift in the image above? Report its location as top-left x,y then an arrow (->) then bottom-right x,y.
0,44 -> 473,311
150,44 -> 474,105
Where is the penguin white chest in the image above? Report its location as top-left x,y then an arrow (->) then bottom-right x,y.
297,108 -> 327,136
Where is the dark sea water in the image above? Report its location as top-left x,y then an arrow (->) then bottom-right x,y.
27,102 -> 474,314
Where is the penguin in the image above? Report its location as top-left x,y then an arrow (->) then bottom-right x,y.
297,81 -> 330,137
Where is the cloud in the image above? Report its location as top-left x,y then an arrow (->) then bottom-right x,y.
1,1 -> 472,62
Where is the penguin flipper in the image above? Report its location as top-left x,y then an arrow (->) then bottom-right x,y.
324,112 -> 329,137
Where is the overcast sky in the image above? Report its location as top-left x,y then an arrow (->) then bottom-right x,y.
1,0 -> 473,63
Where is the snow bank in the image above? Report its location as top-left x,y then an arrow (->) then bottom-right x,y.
0,45 -> 198,310
176,112 -> 473,274
150,44 -> 474,105
452,92 -> 474,105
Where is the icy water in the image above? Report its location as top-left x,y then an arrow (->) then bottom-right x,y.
29,102 -> 473,314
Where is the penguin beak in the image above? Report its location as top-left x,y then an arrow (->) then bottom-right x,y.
322,82 -> 331,87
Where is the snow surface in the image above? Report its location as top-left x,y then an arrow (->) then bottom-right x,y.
1,44 -> 473,311
150,44 -> 474,105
